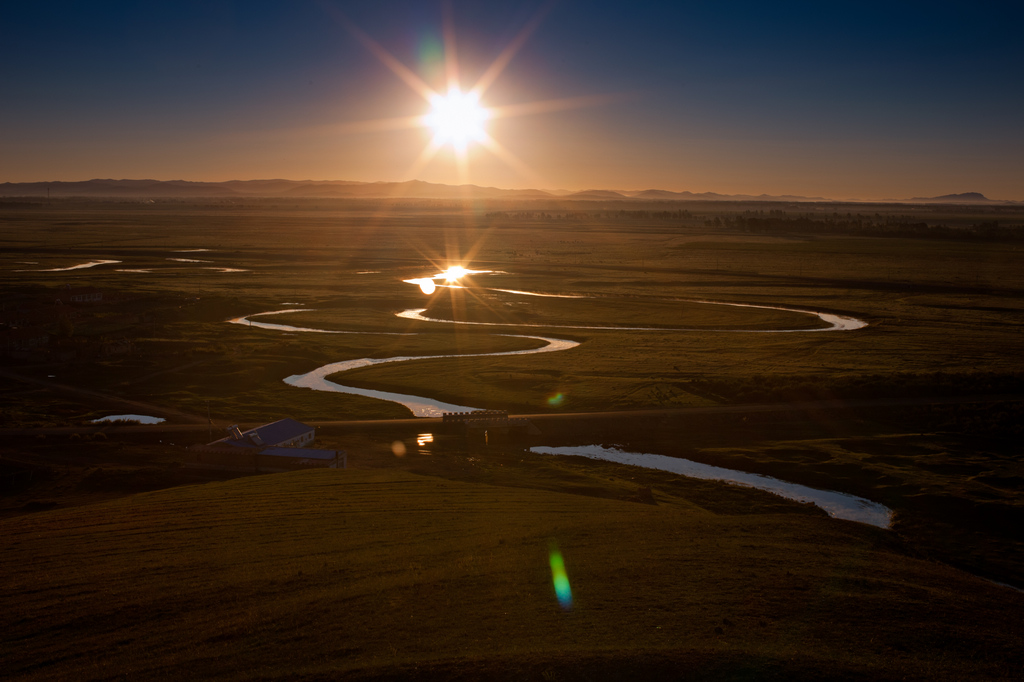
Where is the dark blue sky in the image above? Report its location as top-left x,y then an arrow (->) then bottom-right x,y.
3,1 -> 1022,198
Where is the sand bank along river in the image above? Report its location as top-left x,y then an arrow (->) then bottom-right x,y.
533,445 -> 893,528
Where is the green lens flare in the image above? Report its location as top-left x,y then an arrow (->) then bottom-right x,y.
547,393 -> 564,407
418,34 -> 443,67
548,544 -> 573,609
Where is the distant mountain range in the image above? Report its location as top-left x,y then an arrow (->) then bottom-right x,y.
0,179 -> 1017,204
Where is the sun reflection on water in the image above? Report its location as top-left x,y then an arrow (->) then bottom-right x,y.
403,265 -> 492,294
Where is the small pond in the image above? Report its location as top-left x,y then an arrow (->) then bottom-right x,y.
90,414 -> 166,425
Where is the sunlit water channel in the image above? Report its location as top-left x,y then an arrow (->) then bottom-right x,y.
90,414 -> 166,424
225,295 -> 894,527
231,288 -> 867,416
17,259 -> 121,272
216,289 -> 1024,583
281,332 -> 579,417
399,298 -> 867,332
532,444 -> 893,528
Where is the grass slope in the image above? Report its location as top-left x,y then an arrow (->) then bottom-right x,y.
4,468 -> 1022,680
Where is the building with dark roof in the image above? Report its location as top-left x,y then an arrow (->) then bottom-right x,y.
214,418 -> 315,450
194,418 -> 345,471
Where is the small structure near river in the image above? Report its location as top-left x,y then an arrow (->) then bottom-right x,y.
216,418 -> 315,449
440,410 -> 540,444
191,418 -> 346,472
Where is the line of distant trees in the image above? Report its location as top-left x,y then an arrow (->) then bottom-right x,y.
485,210 -> 694,222
483,208 -> 1023,241
727,211 -> 1023,241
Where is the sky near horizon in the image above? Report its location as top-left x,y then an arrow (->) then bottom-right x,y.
2,1 -> 1023,200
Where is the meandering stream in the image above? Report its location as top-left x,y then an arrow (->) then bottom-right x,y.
224,288 -> 895,526
231,287 -> 867,416
533,445 -> 893,527
281,333 -> 579,417
399,301 -> 867,332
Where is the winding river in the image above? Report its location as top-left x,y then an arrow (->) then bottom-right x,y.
225,286 -> 889,525
231,287 -> 867,416
281,333 -> 579,416
533,445 -> 893,528
397,303 -> 866,332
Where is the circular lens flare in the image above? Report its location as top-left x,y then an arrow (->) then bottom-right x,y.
403,277 -> 437,294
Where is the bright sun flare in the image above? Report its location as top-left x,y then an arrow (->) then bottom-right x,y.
403,265 -> 478,295
335,5 -> 610,186
424,89 -> 489,149
443,265 -> 469,281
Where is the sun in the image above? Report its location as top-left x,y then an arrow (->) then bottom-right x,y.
329,4 -> 610,186
424,89 -> 489,150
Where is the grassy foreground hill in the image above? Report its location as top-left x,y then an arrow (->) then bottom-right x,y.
3,467 -> 1022,681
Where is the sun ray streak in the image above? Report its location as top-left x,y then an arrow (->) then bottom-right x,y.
327,7 -> 438,102
471,2 -> 554,97
455,145 -> 471,185
404,138 -> 445,180
442,1 -> 461,94
489,93 -> 632,120
325,115 -> 429,135
478,134 -> 547,187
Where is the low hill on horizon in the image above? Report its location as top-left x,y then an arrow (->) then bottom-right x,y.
0,178 -> 1017,204
0,178 -> 558,201
908,191 -> 993,203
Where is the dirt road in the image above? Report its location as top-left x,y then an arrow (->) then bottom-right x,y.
0,389 -> 1017,438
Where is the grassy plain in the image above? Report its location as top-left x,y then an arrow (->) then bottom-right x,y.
2,200 -> 1022,415
2,198 -> 1023,678
4,467 -> 1023,680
